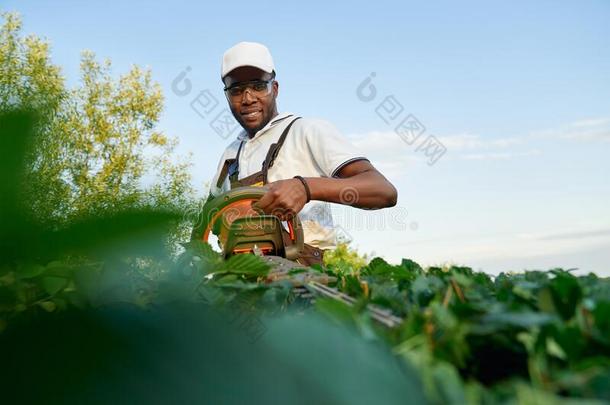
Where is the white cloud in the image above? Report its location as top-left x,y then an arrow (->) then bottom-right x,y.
437,133 -> 523,151
347,115 -> 610,172
348,130 -> 529,166
532,117 -> 610,142
518,227 -> 610,241
349,130 -> 411,156
460,149 -> 541,160
570,118 -> 610,128
347,131 -> 423,177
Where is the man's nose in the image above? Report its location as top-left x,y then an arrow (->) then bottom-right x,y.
241,89 -> 256,104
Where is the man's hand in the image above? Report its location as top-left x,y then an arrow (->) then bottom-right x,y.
253,179 -> 308,221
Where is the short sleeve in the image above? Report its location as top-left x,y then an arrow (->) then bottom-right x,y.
301,119 -> 368,178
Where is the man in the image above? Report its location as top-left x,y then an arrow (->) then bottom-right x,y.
210,41 -> 397,265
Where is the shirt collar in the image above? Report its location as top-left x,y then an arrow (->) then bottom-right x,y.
236,112 -> 294,141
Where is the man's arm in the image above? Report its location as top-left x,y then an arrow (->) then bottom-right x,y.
311,159 -> 397,208
254,160 -> 397,219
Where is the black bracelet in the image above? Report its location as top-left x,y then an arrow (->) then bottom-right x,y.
293,175 -> 311,203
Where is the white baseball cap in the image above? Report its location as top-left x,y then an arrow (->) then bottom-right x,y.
221,41 -> 275,80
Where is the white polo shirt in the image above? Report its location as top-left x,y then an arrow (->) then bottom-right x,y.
210,112 -> 367,249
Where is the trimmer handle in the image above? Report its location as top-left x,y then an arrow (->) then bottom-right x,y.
191,186 -> 304,260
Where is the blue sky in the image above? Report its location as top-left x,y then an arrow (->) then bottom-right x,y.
4,0 -> 610,274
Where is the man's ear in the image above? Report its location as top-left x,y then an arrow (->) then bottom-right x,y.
272,80 -> 279,97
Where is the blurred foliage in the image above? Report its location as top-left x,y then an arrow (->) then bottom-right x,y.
0,108 -> 181,330
0,12 -> 195,226
0,109 -> 427,405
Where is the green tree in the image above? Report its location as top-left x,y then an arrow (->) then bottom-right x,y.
323,242 -> 369,274
0,12 -> 194,225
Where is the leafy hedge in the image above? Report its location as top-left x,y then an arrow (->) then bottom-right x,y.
171,244 -> 610,404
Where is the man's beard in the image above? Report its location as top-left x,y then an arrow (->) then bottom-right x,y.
234,103 -> 277,138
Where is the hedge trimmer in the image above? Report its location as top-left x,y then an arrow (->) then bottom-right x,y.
191,187 -> 402,328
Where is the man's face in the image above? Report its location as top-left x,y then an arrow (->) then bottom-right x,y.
223,66 -> 279,136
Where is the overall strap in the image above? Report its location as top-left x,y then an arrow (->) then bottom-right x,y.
229,140 -> 246,181
215,140 -> 245,189
217,116 -> 301,188
261,117 -> 302,181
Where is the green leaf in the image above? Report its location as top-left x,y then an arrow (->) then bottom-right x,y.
411,275 -> 443,306
42,276 -> 69,296
400,258 -> 423,274
38,301 -> 57,312
315,298 -> 359,327
18,263 -> 46,279
432,362 -> 466,405
550,272 -> 583,320
546,337 -> 567,360
592,301 -> 610,343
214,254 -> 270,277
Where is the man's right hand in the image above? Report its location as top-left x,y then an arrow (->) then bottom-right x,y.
252,179 -> 308,221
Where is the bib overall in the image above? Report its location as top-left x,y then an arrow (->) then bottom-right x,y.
215,116 -> 325,267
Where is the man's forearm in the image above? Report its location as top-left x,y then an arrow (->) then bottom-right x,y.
305,171 -> 397,209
